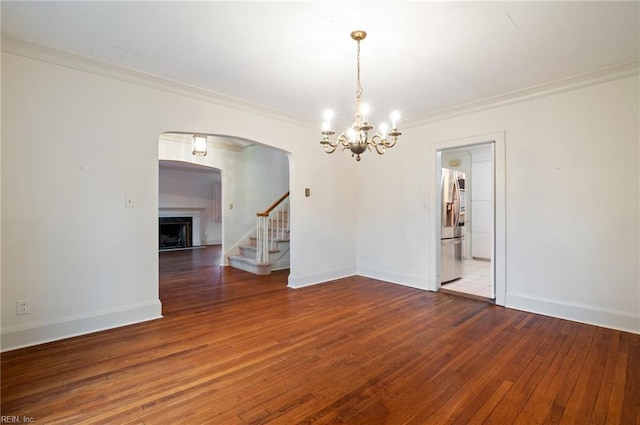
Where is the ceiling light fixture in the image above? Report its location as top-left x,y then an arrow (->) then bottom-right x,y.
192,134 -> 207,156
320,30 -> 401,161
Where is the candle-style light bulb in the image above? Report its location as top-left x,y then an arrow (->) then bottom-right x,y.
379,123 -> 389,138
390,111 -> 400,130
322,110 -> 334,131
360,103 -> 370,124
347,127 -> 357,141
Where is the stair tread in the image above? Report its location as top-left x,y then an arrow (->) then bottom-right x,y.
240,245 -> 280,253
228,255 -> 270,266
249,236 -> 290,242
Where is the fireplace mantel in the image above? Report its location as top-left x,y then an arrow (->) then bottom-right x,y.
159,207 -> 205,247
159,206 -> 206,214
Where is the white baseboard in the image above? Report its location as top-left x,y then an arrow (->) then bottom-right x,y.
287,267 -> 356,288
1,300 -> 163,352
357,267 -> 430,291
506,292 -> 639,335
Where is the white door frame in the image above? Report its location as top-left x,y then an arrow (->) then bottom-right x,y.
427,131 -> 506,306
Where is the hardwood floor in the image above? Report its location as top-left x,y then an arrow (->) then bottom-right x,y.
2,246 -> 638,424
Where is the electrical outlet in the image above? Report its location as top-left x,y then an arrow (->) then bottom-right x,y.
16,299 -> 30,315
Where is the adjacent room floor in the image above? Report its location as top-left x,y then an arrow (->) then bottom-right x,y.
441,258 -> 493,299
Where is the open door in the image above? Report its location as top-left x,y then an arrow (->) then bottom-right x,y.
429,131 -> 506,306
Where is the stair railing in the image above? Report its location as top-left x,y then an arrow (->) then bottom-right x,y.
256,192 -> 290,263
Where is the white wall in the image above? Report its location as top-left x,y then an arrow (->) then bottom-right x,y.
1,49 -> 357,350
357,75 -> 640,333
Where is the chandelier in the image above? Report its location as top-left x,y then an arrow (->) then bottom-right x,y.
320,30 -> 401,161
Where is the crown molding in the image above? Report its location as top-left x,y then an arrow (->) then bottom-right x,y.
405,60 -> 640,128
1,35 -> 316,129
3,35 -> 637,131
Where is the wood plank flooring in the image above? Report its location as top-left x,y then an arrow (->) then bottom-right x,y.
2,246 -> 638,424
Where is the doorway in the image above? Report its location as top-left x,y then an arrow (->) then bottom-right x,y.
439,143 -> 494,300
158,132 -> 291,270
428,131 -> 506,306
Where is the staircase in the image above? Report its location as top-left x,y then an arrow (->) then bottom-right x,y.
228,192 -> 290,275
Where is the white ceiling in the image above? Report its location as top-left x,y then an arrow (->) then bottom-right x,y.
2,1 -> 639,130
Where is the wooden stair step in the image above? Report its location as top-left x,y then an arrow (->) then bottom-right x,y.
248,236 -> 290,243
227,255 -> 271,275
240,245 -> 280,254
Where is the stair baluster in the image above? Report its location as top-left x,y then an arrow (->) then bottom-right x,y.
255,192 -> 289,265
256,212 -> 269,263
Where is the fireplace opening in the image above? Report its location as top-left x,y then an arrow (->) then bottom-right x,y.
159,217 -> 192,250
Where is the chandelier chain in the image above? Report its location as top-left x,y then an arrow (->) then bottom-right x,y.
356,40 -> 363,99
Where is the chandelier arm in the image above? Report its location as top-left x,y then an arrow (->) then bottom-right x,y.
370,134 -> 388,152
385,134 -> 400,148
368,134 -> 388,155
362,135 -> 371,151
337,133 -> 351,151
321,142 -> 338,154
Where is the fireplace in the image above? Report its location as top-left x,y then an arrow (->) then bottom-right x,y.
159,217 -> 193,250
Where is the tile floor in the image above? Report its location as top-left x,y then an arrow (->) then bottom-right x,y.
441,258 -> 493,299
